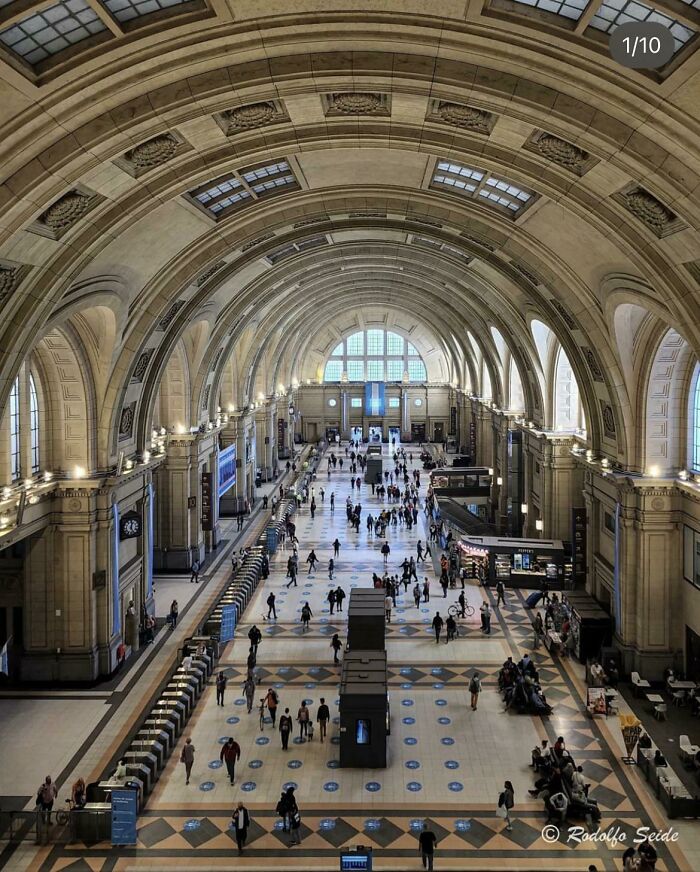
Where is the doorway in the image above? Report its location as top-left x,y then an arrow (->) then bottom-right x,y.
368,424 -> 383,443
389,426 -> 400,447
434,422 -> 445,443
411,422 -> 425,442
351,425 -> 363,442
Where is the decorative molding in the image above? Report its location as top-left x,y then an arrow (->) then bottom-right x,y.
322,92 -> 391,117
549,298 -> 577,330
294,215 -> 330,228
348,210 -> 387,219
582,347 -> 605,382
114,131 -> 191,178
202,385 -> 211,409
523,130 -> 596,176
131,349 -> 154,383
196,261 -> 226,287
405,214 -> 443,229
460,232 -> 495,252
682,259 -> 700,286
0,259 -> 31,304
30,186 -> 103,241
511,261 -> 540,286
426,99 -> 496,134
210,347 -> 223,372
599,400 -> 617,439
119,402 -> 136,440
157,300 -> 186,331
214,99 -> 289,135
241,234 -> 276,252
613,184 -> 686,238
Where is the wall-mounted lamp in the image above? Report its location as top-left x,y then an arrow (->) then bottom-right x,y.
73,466 -> 86,479
496,476 -> 503,486
535,519 -> 543,532
521,503 -> 528,514
648,465 -> 660,478
679,469 -> 689,481
488,468 -> 494,476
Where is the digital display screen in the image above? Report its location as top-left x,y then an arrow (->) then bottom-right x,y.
356,718 -> 371,744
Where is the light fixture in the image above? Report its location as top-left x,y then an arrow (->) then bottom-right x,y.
43,471 -> 52,483
73,466 -> 86,479
521,503 -> 528,514
228,404 -> 236,413
125,459 -> 133,471
679,469 -> 689,481
160,427 -> 166,436
586,449 -> 593,461
601,458 -> 609,468
176,423 -> 187,435
497,476 -> 503,486
142,450 -> 151,464
648,465 -> 660,477
152,429 -> 158,439
535,519 -> 543,532
24,478 -> 33,489
488,468 -> 494,476
0,516 -> 9,528
2,487 -> 11,500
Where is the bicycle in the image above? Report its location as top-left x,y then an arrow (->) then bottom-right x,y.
55,798 -> 74,826
448,601 -> 475,619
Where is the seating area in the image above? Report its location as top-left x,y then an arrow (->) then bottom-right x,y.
528,738 -> 602,825
636,743 -> 700,819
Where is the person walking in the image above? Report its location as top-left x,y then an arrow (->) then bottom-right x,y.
469,672 -> 482,711
416,541 -> 425,563
317,698 -> 330,742
266,592 -> 277,620
381,541 -> 391,564
418,822 -> 438,871
180,737 -> 195,785
36,776 -> 58,826
496,579 -> 506,607
248,624 -> 262,655
328,558 -> 335,581
335,586 -> 346,612
432,612 -> 444,644
440,574 -> 449,598
328,588 -> 337,614
301,601 -> 313,632
332,538 -> 340,557
445,613 -> 457,642
265,687 -> 279,727
306,549 -> 318,575
533,611 -> 544,649
219,737 -> 241,785
169,599 -> 179,629
480,602 -> 492,635
413,582 -> 421,608
310,498 -> 316,519
498,781 -> 515,831
279,707 -> 293,750
423,578 -> 430,602
231,801 -> 250,855
286,561 -> 297,588
331,633 -> 342,665
216,671 -> 227,706
330,492 -> 335,512
385,593 -> 393,623
288,790 -> 302,846
297,700 -> 310,741
190,558 -> 200,584
243,676 -> 255,713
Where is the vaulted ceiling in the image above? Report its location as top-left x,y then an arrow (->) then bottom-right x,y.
0,0 -> 699,469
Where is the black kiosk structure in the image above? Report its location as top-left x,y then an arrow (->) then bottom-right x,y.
340,589 -> 389,768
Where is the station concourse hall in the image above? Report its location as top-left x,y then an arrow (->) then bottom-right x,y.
1,2 -> 700,871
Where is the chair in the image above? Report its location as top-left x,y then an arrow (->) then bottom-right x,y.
654,703 -> 667,721
631,671 -> 651,697
679,735 -> 700,766
672,691 -> 685,708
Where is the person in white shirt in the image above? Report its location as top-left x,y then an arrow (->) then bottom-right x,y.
384,595 -> 392,623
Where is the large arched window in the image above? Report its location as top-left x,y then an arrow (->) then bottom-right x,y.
30,373 -> 39,476
554,348 -> 582,431
691,365 -> 700,472
9,376 -> 20,481
323,329 -> 427,382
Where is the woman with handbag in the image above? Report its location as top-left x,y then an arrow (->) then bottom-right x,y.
497,780 -> 515,831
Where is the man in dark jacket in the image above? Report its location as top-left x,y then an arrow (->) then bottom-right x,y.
231,801 -> 250,854
432,612 -> 444,644
216,671 -> 227,706
219,737 -> 241,784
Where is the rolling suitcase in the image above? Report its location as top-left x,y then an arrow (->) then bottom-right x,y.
525,591 -> 543,609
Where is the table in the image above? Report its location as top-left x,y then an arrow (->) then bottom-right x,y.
668,680 -> 697,691
646,693 -> 664,703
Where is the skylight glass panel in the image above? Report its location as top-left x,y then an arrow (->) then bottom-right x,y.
367,360 -> 384,381
510,0 -> 587,18
194,176 -> 242,204
407,342 -> 419,356
331,342 -> 344,356
347,361 -> 364,381
103,0 -> 192,23
589,0 -> 695,52
386,360 -> 404,380
680,0 -> 700,9
436,161 -> 484,181
386,332 -> 404,355
367,329 -> 384,355
347,333 -> 364,355
251,175 -> 296,194
324,361 -> 342,382
0,0 -> 106,65
408,360 -> 427,381
242,161 -> 290,182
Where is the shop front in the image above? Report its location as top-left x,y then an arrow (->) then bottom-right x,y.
458,535 -> 572,590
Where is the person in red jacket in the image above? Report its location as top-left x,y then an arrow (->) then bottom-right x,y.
219,737 -> 241,785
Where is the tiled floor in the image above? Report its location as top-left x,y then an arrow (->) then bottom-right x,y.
15,445 -> 697,871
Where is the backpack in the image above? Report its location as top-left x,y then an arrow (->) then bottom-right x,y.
469,677 -> 481,694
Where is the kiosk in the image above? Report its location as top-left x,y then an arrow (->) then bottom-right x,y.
458,536 -> 571,590
339,651 -> 388,768
347,589 -> 385,651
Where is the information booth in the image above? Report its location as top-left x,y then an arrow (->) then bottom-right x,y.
347,588 -> 385,651
364,445 -> 383,486
458,535 -> 571,590
339,651 -> 388,768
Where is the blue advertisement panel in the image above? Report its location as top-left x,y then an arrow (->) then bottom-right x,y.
365,382 -> 385,416
220,603 -> 237,642
266,526 -> 279,554
218,444 -> 237,497
111,788 -> 138,845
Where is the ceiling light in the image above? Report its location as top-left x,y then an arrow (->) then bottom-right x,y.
73,466 -> 86,479
648,465 -> 659,477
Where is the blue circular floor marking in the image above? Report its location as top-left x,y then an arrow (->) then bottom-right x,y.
404,737 -> 418,745
364,819 -> 381,832
255,736 -> 270,745
405,760 -> 420,770
435,699 -> 447,706
327,759 -> 340,768
421,608 -> 429,613
409,819 -> 424,831
274,682 -> 284,689
448,782 -> 464,792
288,760 -> 302,769
401,682 -> 412,689
401,699 -> 414,706
283,781 -> 298,791
321,609 -> 330,614
445,760 -> 460,769
332,716 -> 340,724
248,760 -> 263,769
241,781 -> 257,792
324,781 -> 339,792
218,737 -> 231,744
208,760 -> 223,769
331,736 -> 340,744
279,667 -> 290,674
305,682 -> 316,688
183,819 -> 201,831
438,717 -> 451,725
226,716 -> 240,725
407,781 -> 422,792
400,668 -> 412,675
234,698 -> 246,706
396,617 -> 406,623
455,819 -> 471,832
199,781 -> 215,792
319,818 -> 336,830
402,716 -> 415,725
441,737 -> 455,746
399,627 -> 409,634
309,667 -> 320,675
431,667 -> 444,675
433,682 -> 445,689
292,736 -> 305,745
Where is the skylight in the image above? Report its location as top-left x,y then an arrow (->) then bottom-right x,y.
589,0 -> 695,52
431,159 -> 535,216
103,0 -> 193,23
509,0 -> 588,19
0,0 -> 106,66
186,158 -> 299,219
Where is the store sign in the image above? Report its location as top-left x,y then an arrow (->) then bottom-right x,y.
220,603 -> 236,642
450,406 -> 457,436
218,444 -> 237,497
571,507 -> 587,586
201,472 -> 213,531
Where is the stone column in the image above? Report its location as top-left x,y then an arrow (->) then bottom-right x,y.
153,435 -> 197,570
340,389 -> 349,440
401,388 -> 410,441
